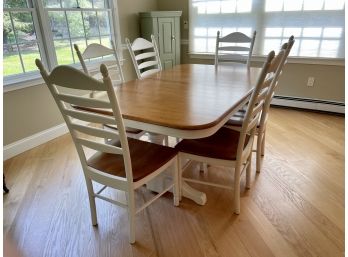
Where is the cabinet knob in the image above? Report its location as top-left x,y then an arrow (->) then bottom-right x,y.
171,35 -> 175,40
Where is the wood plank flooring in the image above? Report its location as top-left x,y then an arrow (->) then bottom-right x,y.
3,108 -> 344,257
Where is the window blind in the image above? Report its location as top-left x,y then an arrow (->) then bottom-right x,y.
189,0 -> 345,58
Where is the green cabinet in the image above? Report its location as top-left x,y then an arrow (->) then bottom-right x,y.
139,11 -> 182,70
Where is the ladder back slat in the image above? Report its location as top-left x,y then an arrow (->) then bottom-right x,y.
77,138 -> 123,155
218,46 -> 250,52
82,43 -> 114,59
141,69 -> 160,77
65,109 -> 116,125
71,123 -> 119,140
58,93 -> 111,109
251,101 -> 264,118
49,66 -> 107,91
138,60 -> 159,70
135,52 -> 156,61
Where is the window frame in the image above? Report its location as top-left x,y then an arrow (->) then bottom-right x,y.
3,0 -> 122,91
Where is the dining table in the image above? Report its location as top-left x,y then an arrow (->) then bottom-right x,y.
95,63 -> 262,205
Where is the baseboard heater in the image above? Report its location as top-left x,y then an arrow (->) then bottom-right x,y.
271,95 -> 345,114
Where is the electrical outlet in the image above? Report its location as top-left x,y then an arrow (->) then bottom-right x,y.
307,77 -> 315,87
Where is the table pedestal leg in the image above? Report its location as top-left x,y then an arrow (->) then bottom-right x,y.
181,181 -> 206,205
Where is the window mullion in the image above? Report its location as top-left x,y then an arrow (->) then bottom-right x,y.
95,11 -> 102,44
80,11 -> 89,47
63,10 -> 76,63
108,0 -> 122,59
34,0 -> 58,70
9,12 -> 26,73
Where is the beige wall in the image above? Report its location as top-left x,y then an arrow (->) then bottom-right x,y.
3,0 -> 345,146
3,0 -> 158,146
159,0 -> 345,102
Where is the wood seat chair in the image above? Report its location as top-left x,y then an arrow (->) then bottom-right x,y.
215,30 -> 257,68
175,51 -> 276,214
225,36 -> 295,172
125,35 -> 162,79
74,41 -> 145,140
125,35 -> 170,145
35,60 -> 179,244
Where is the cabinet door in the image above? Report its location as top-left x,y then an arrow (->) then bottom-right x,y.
157,17 -> 176,70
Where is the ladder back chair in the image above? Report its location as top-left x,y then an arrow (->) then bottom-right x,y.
215,30 -> 257,68
74,41 -> 124,97
175,51 -> 276,214
35,60 -> 179,244
125,35 -> 170,146
125,35 -> 162,79
225,36 -> 295,172
74,41 -> 144,140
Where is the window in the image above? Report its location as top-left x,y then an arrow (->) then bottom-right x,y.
189,0 -> 345,58
3,0 -> 44,77
44,0 -> 114,65
3,0 -> 119,85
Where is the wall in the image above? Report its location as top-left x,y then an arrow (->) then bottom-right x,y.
3,0 -> 345,147
3,0 -> 158,146
158,0 -> 345,102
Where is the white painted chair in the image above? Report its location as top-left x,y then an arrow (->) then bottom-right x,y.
215,30 -> 256,67
74,42 -> 145,140
35,60 -> 179,244
225,36 -> 295,173
74,41 -> 124,97
125,35 -> 170,146
125,35 -> 162,79
176,51 -> 276,215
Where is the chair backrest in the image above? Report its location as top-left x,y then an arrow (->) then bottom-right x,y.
215,30 -> 256,67
74,41 -> 125,89
258,36 -> 295,133
125,35 -> 162,79
236,50 -> 275,162
35,59 -> 133,188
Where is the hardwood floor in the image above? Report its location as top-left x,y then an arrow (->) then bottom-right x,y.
3,108 -> 344,257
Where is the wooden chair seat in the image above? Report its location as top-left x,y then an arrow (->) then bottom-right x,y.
104,124 -> 143,135
175,127 -> 250,161
88,138 -> 177,182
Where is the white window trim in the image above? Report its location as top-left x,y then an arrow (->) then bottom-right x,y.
180,39 -> 344,66
3,0 -> 123,91
188,53 -> 345,66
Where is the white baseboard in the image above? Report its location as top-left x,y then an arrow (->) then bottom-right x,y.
3,123 -> 69,161
271,96 -> 344,114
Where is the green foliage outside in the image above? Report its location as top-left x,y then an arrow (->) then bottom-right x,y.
3,0 -> 110,76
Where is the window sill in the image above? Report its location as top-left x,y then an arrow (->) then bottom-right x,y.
4,73 -> 44,93
188,53 -> 345,66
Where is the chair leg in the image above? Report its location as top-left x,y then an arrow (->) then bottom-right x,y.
256,132 -> 263,173
173,158 -> 180,206
85,178 -> 98,226
233,165 -> 241,214
246,154 -> 252,189
261,131 -> 266,157
126,191 -> 136,244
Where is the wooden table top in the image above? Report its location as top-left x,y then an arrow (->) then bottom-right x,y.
99,63 -> 261,130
